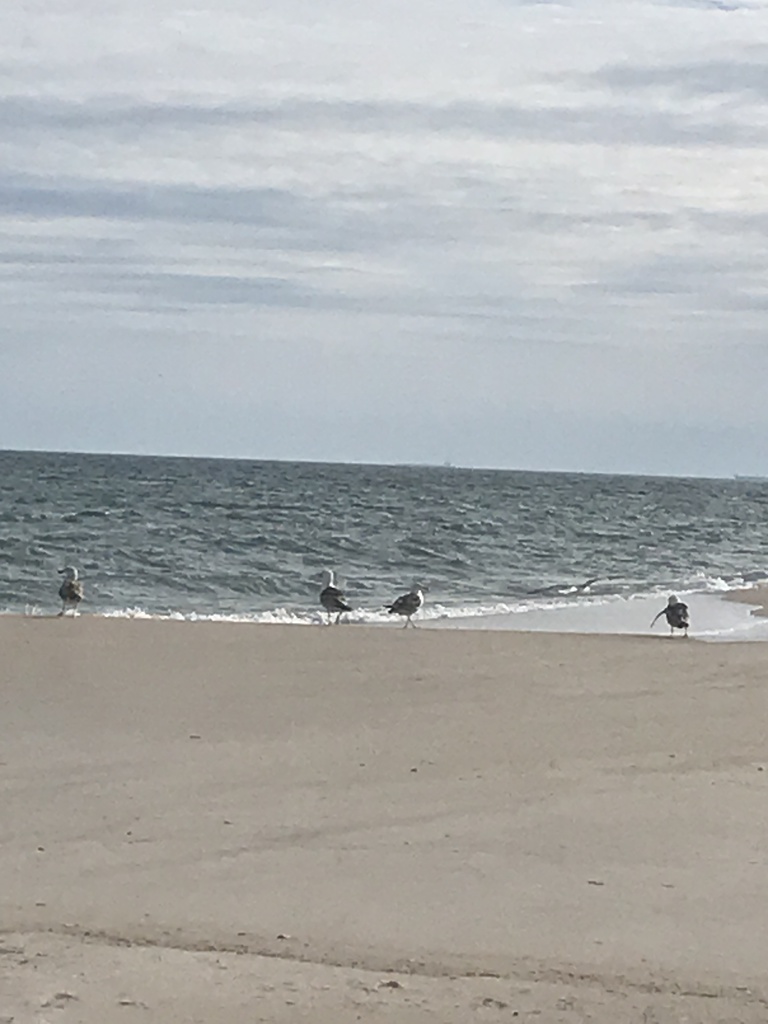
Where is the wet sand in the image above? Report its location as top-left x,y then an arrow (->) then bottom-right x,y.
2,616 -> 768,1022
725,585 -> 768,617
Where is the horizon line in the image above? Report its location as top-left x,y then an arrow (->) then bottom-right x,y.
0,446 -> 744,482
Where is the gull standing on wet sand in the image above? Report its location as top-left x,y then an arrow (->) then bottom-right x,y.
386,584 -> 427,628
58,566 -> 84,616
650,595 -> 690,638
319,569 -> 352,624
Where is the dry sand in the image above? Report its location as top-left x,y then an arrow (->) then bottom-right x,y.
2,616 -> 768,1022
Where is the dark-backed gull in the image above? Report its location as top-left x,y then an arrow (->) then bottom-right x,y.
58,566 -> 84,616
320,569 -> 352,624
650,594 -> 689,637
385,584 -> 426,628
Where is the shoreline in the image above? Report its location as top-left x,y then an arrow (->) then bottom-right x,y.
4,617 -> 768,1021
723,584 -> 768,617
7,579 -> 768,640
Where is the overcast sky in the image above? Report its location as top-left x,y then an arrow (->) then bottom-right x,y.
3,0 -> 768,475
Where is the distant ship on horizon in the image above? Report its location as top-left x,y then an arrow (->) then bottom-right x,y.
734,474 -> 768,481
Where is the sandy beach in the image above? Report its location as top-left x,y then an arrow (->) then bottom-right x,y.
2,616 -> 768,1022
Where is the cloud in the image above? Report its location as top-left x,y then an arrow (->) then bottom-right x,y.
3,92 -> 768,152
3,0 -> 768,471
0,171 -> 312,228
595,54 -> 768,98
655,0 -> 768,9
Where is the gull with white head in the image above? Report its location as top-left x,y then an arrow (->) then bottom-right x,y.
650,594 -> 689,638
385,583 -> 427,628
319,569 -> 352,625
58,566 -> 84,616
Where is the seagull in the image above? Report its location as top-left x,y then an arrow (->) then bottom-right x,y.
319,569 -> 352,624
650,594 -> 689,638
385,584 -> 427,628
58,566 -> 84,617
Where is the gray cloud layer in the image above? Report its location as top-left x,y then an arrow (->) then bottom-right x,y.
3,0 -> 768,473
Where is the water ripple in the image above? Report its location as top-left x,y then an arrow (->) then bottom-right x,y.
1,451 -> 766,618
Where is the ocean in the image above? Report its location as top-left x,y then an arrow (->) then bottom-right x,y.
2,449 -> 768,639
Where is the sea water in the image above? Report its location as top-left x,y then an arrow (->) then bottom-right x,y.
1,449 -> 767,639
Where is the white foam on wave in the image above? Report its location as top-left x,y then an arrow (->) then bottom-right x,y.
102,606 -> 320,625
95,595 -> 660,627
